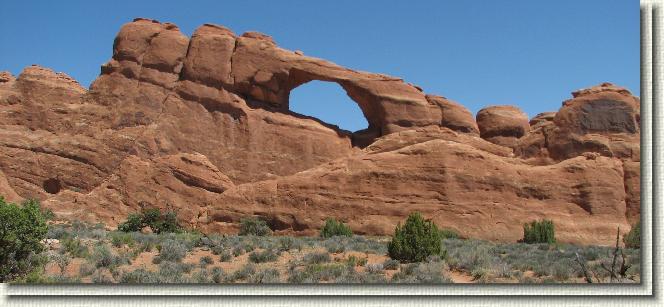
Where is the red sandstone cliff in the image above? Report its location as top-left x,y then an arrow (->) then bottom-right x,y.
0,19 -> 640,245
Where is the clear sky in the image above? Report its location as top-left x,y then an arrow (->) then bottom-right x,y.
0,1 -> 639,132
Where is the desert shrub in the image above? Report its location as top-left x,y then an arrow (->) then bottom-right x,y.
303,251 -> 331,264
426,255 -> 442,263
626,262 -> 640,277
157,239 -> 187,262
382,259 -> 400,270
248,249 -> 279,263
287,263 -> 349,283
348,236 -> 388,254
623,221 -> 640,249
582,246 -> 601,261
110,232 -> 135,248
211,267 -> 225,283
91,245 -> 126,269
134,242 -> 154,255
219,251 -> 233,262
227,264 -> 256,282
239,217 -> 272,236
90,228 -> 107,240
0,198 -> 49,282
192,268 -> 211,283
320,218 -> 353,238
444,239 -> 493,272
91,271 -> 114,283
493,262 -> 513,278
118,208 -> 181,234
551,261 -> 573,281
249,268 -> 280,283
391,261 -> 451,283
47,224 -> 70,240
387,212 -> 442,263
232,246 -> 245,257
52,253 -> 71,276
49,275 -> 82,283
366,263 -> 384,274
120,269 -> 158,283
324,240 -> 346,253
522,219 -> 555,244
242,241 -> 257,253
278,236 -> 303,252
10,256 -> 49,284
168,231 -> 203,249
439,228 -> 461,239
339,269 -> 388,283
345,255 -> 368,267
470,267 -> 490,280
157,262 -> 194,283
199,256 -> 214,267
210,244 -> 224,255
60,237 -> 89,258
79,263 -> 95,277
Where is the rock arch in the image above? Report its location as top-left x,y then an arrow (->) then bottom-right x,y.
99,19 -> 480,142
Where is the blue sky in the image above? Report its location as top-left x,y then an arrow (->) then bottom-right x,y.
0,1 -> 638,132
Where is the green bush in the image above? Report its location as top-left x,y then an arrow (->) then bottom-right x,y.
320,218 -> 353,238
117,213 -> 142,232
239,217 -> 272,236
387,212 -> 442,263
623,221 -> 640,249
153,210 -> 180,234
522,219 -> 556,244
0,198 -> 49,282
117,208 -> 181,234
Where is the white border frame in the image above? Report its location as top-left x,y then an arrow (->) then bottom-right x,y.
0,0 -> 661,304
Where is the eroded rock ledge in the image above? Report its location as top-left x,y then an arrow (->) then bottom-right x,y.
0,18 -> 640,245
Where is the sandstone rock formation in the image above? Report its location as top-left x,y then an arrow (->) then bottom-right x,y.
0,19 -> 640,245
476,105 -> 530,149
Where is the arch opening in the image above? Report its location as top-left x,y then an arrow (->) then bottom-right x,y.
288,81 -> 369,133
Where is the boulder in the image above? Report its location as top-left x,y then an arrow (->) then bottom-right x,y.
476,105 -> 530,148
425,95 -> 479,134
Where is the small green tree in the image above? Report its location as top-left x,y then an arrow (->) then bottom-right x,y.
623,221 -> 640,249
118,213 -> 142,232
522,219 -> 556,244
117,208 -> 181,234
320,218 -> 353,238
0,197 -> 49,282
239,217 -> 272,236
387,212 -> 442,263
